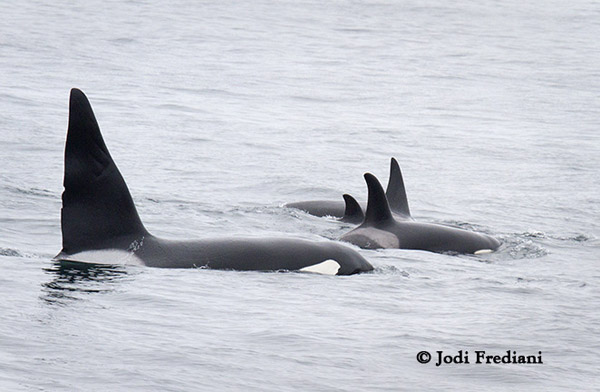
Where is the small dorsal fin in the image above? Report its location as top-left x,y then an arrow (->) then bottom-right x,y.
342,194 -> 365,223
363,173 -> 394,226
61,89 -> 147,253
385,157 -> 411,217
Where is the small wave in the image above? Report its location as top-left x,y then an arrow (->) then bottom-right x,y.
334,28 -> 375,34
0,248 -> 52,259
156,103 -> 199,113
374,264 -> 410,276
570,234 -> 592,242
108,37 -> 136,45
521,230 -> 546,239
289,95 -> 336,103
0,247 -> 22,257
554,233 -> 594,242
5,185 -> 54,198
163,86 -> 245,98
520,230 -> 594,243
504,237 -> 549,259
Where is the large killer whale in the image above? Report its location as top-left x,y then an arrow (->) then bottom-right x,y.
285,158 -> 412,223
339,173 -> 500,254
53,89 -> 373,275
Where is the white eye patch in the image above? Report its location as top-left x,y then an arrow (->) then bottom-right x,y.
299,259 -> 341,275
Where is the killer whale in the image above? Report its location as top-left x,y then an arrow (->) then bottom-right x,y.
339,173 -> 500,254
285,158 -> 412,221
54,89 -> 373,275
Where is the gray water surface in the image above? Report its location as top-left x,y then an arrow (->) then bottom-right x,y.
1,1 -> 599,390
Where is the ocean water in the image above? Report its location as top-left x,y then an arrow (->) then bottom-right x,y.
1,0 -> 599,390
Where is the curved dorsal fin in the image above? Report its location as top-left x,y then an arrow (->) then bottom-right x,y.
385,157 -> 411,217
61,89 -> 147,253
363,173 -> 394,226
342,194 -> 365,223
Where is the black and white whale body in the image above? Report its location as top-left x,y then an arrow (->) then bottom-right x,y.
339,173 -> 500,254
54,89 -> 373,275
285,158 -> 412,221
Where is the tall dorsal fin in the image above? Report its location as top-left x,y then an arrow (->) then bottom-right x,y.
342,194 -> 364,223
61,89 -> 147,253
385,157 -> 411,217
363,173 -> 394,226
